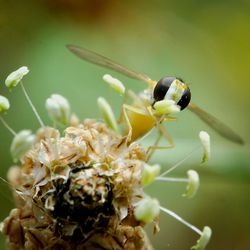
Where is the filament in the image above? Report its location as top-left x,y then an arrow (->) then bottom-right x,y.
160,206 -> 202,236
20,81 -> 45,127
0,116 -> 16,136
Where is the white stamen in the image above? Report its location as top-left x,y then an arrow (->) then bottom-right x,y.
0,116 -> 16,136
159,146 -> 200,177
156,176 -> 187,182
135,197 -> 160,223
97,97 -> 119,133
103,74 -> 125,95
153,99 -> 180,115
165,79 -> 186,103
183,170 -> 200,198
199,131 -> 211,163
45,94 -> 71,126
20,82 -> 45,127
0,95 -> 10,113
160,206 -> 202,235
5,66 -> 29,90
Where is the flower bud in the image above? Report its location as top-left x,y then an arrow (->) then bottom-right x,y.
45,94 -> 71,125
0,95 -> 10,113
5,66 -> 29,90
135,197 -> 160,224
10,130 -> 36,161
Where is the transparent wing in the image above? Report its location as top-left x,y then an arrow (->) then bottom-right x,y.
67,44 -> 151,83
188,102 -> 244,144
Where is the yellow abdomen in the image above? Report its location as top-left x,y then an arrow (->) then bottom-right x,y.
126,110 -> 155,141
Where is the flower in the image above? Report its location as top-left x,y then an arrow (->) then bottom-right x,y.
5,66 -> 29,90
1,67 -> 213,250
1,120 -> 152,249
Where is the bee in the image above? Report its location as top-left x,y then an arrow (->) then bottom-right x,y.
67,44 -> 244,156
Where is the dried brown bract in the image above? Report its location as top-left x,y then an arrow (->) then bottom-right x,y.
1,120 -> 154,250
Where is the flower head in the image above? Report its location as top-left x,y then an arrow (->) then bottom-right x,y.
2,120 -> 152,249
1,65 -> 213,250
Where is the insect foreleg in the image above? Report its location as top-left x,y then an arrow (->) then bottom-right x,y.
117,90 -> 146,123
146,123 -> 175,162
122,104 -> 149,143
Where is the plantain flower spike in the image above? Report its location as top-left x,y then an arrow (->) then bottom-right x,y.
1,118 -> 155,249
1,67 -> 213,250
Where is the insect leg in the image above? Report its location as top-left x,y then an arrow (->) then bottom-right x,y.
122,104 -> 149,143
118,89 -> 145,124
146,123 -> 175,162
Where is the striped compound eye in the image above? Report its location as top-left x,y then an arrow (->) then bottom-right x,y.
153,76 -> 191,110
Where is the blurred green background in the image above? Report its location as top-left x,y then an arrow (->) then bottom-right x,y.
0,0 -> 249,249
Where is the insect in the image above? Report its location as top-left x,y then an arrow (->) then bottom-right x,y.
67,44 -> 244,155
